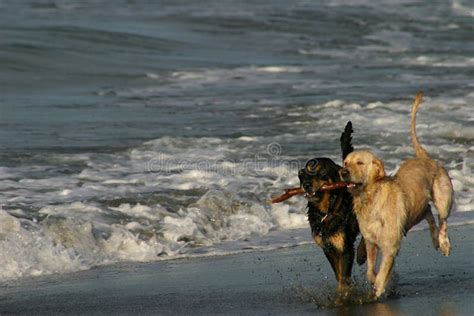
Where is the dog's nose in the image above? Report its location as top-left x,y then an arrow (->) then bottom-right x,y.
303,182 -> 312,192
340,168 -> 349,178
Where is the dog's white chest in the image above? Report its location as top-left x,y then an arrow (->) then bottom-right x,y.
361,217 -> 385,243
356,210 -> 383,242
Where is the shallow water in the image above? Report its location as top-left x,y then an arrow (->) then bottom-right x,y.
0,226 -> 473,315
0,0 -> 473,281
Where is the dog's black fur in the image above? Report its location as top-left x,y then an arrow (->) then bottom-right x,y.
298,122 -> 366,292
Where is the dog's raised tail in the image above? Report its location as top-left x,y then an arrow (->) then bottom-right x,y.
411,92 -> 430,159
340,121 -> 354,161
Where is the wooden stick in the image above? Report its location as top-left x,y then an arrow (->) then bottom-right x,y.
320,181 -> 350,191
269,182 -> 350,204
268,187 -> 304,204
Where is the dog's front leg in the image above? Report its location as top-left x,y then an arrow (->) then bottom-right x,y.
338,249 -> 355,294
366,241 -> 378,284
323,247 -> 353,295
373,252 -> 395,298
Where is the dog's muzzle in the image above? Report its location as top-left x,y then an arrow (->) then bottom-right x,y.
302,182 -> 312,193
339,168 -> 363,194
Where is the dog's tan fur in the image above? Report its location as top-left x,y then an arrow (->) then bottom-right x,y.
341,92 -> 453,298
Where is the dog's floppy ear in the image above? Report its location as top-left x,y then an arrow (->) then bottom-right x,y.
372,158 -> 385,181
340,121 -> 354,161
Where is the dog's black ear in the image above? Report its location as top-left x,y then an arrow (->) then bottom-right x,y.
340,121 -> 354,161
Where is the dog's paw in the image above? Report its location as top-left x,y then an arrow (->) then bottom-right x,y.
337,282 -> 350,296
439,235 -> 451,256
367,272 -> 376,285
373,286 -> 385,299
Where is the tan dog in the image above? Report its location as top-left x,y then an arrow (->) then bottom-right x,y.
340,92 -> 453,298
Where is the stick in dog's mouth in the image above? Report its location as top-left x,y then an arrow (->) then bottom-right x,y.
268,187 -> 305,204
320,182 -> 351,191
269,182 -> 354,204
345,182 -> 364,195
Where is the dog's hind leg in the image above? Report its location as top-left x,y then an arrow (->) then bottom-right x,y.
432,168 -> 454,257
424,206 -> 439,250
356,237 -> 367,265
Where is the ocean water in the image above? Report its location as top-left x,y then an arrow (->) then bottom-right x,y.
0,0 -> 473,281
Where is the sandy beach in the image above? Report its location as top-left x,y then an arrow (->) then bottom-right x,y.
0,224 -> 472,315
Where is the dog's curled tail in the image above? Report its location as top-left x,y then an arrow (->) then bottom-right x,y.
411,91 -> 430,159
340,121 -> 354,161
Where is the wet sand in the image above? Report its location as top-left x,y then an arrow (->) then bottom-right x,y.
0,225 -> 472,315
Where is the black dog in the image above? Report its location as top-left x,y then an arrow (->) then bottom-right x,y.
298,122 -> 366,292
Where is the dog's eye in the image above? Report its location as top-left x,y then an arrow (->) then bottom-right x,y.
357,161 -> 364,165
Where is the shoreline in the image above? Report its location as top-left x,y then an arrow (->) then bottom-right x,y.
0,224 -> 473,315
2,210 -> 473,286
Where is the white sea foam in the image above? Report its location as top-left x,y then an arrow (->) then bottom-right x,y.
145,72 -> 160,79
120,65 -> 308,99
109,203 -> 163,221
451,0 -> 474,17
255,66 -> 301,73
0,143 -> 309,282
406,56 -> 474,68
238,136 -> 259,142
271,204 -> 307,229
0,167 -> 17,180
